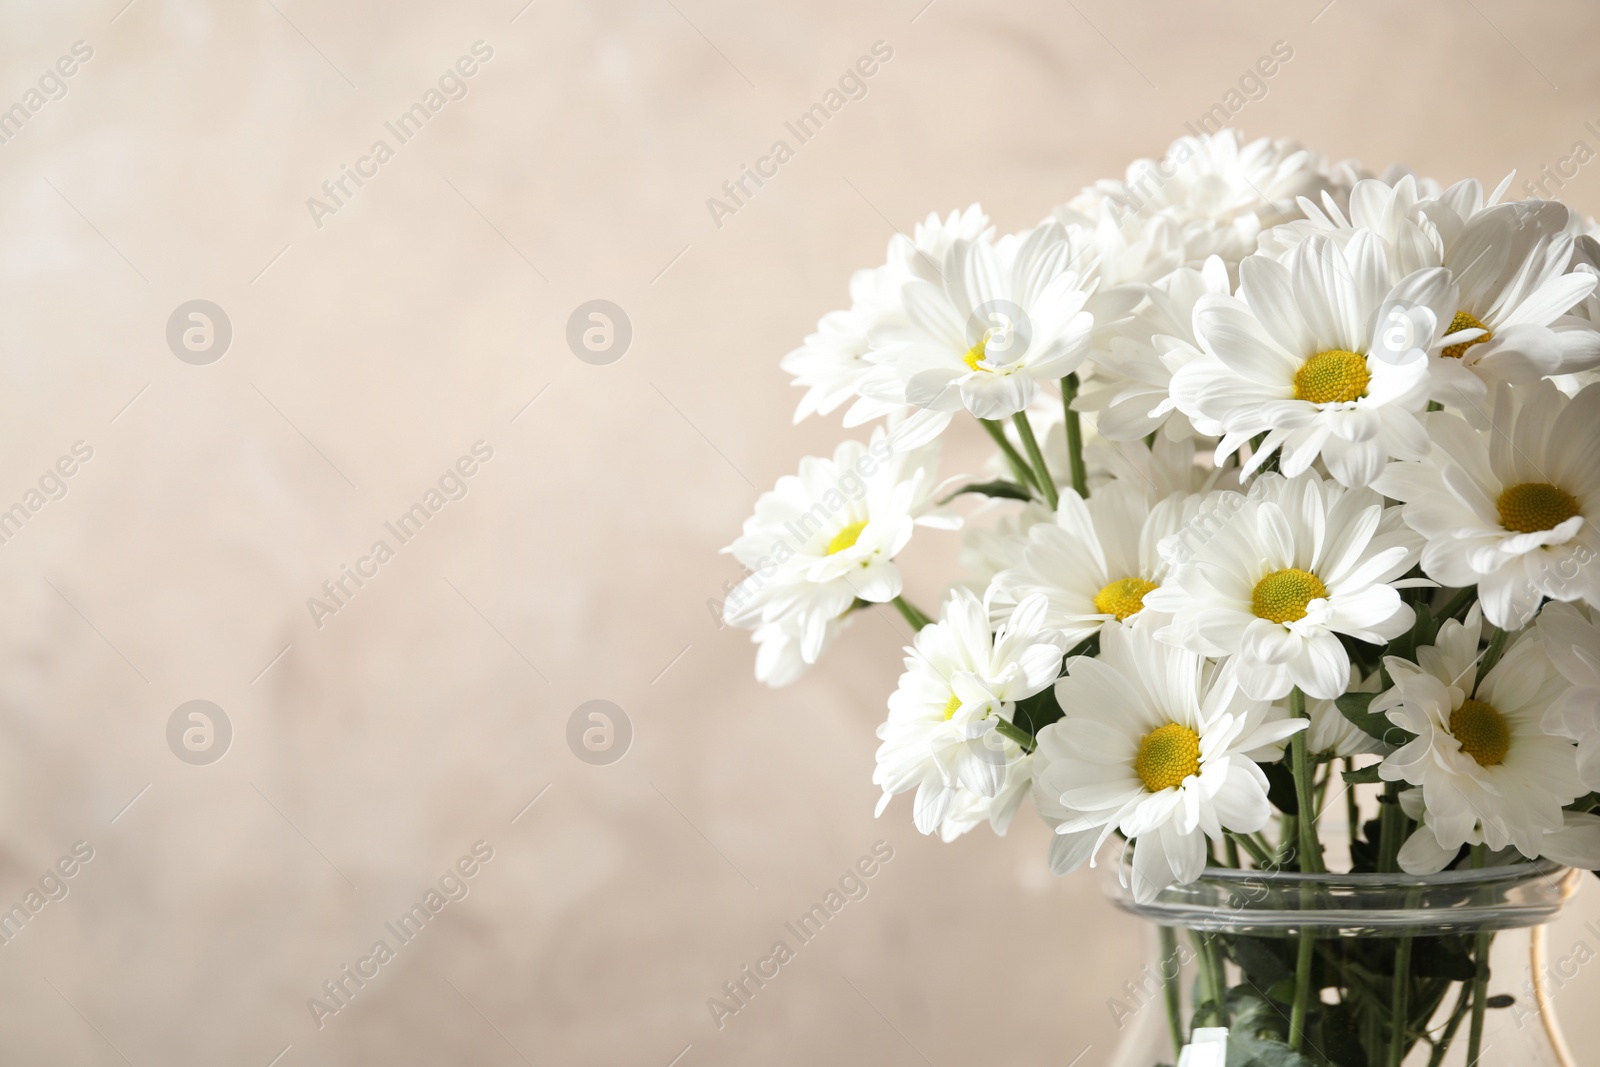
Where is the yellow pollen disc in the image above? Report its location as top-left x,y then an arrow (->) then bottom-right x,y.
826,520 -> 869,555
1496,482 -> 1580,535
1135,722 -> 1202,792
1094,576 -> 1159,621
1450,698 -> 1511,767
962,338 -> 990,372
942,693 -> 961,721
1293,349 -> 1371,404
1251,568 -> 1329,624
1442,310 -> 1493,360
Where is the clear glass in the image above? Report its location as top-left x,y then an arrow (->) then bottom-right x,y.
1101,862 -> 1582,1067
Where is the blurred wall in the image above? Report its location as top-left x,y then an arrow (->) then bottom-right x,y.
0,0 -> 1598,1064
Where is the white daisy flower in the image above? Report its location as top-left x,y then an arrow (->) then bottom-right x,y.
862,220 -> 1104,449
985,480 -> 1200,645
1535,600 -> 1600,791
956,499 -> 1055,593
1258,177 -> 1600,409
873,590 -> 1067,834
1034,622 -> 1306,903
1376,612 -> 1588,868
1074,255 -> 1232,443
782,206 -> 993,426
1372,381 -> 1600,630
723,432 -> 956,685
1305,666 -> 1385,758
1395,790 -> 1600,875
1065,130 -> 1336,270
1146,470 -> 1423,701
1169,233 -> 1449,487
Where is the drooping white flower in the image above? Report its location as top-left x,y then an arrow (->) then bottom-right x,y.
1395,790 -> 1600,875
873,590 -> 1067,834
861,220 -> 1108,448
1304,666 -> 1385,758
1170,233 -> 1449,487
985,480 -> 1199,645
1073,256 -> 1232,444
1536,600 -> 1600,791
1372,381 -> 1600,630
723,432 -> 956,685
782,206 -> 993,426
1146,470 -> 1423,701
1034,622 -> 1306,903
1376,611 -> 1590,869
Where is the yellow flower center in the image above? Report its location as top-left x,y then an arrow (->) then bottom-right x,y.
1094,577 -> 1159,621
826,520 -> 869,555
1293,349 -> 1371,404
1135,722 -> 1202,792
1449,698 -> 1511,767
962,337 -> 990,372
942,693 -> 961,720
1496,482 -> 1580,535
1442,310 -> 1493,360
1251,568 -> 1329,624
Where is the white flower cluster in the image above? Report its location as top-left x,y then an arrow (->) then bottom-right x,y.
724,130 -> 1600,903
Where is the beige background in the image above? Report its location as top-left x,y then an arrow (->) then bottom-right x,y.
1,0 -> 1600,1064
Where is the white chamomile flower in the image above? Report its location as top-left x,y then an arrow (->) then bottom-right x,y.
1373,380 -> 1600,630
956,498 -> 1055,593
1147,470 -> 1423,701
1034,622 -> 1306,903
985,480 -> 1199,645
1260,178 -> 1600,409
1087,433 -> 1239,501
1305,666 -> 1384,758
1074,256 -> 1232,442
862,220 -> 1100,449
1170,233 -> 1450,487
1376,612 -> 1590,869
873,590 -> 1066,834
1397,789 -> 1600,875
1065,130 -> 1336,270
1536,601 -> 1600,791
723,432 -> 956,685
782,205 -> 993,426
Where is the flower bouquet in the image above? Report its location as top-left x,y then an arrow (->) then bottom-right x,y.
721,130 -> 1600,1066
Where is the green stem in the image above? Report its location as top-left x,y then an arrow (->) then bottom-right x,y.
992,717 -> 1035,752
1466,845 -> 1491,1066
1377,781 -> 1405,874
1290,689 -> 1323,874
1287,687 -> 1321,1054
1434,586 -> 1476,623
1345,757 -> 1361,849
1224,834 -> 1241,869
1227,829 -> 1275,869
1427,981 -> 1475,1067
1158,925 -> 1185,1058
1010,412 -> 1059,510
1060,374 -> 1089,498
1389,926 -> 1415,1066
891,596 -> 933,631
978,419 -> 1040,496
1289,922 -> 1316,1051
1476,625 -> 1509,690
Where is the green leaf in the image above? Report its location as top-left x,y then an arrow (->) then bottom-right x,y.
936,479 -> 1031,504
1262,760 -> 1299,816
1224,989 -> 1317,1067
1341,764 -> 1383,785
1011,685 -> 1063,737
1222,936 -> 1294,992
1336,691 -> 1412,746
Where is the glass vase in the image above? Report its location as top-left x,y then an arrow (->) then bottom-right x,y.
1102,860 -> 1583,1066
